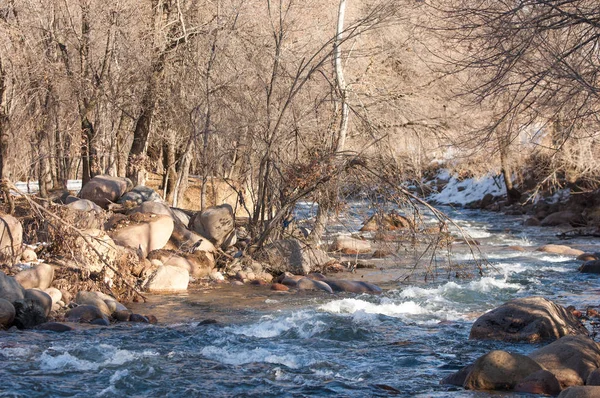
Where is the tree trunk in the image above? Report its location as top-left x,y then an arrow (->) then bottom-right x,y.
497,131 -> 520,204
0,56 -> 8,181
162,132 -> 177,203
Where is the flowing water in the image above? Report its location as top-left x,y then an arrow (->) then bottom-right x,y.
2,206 -> 600,397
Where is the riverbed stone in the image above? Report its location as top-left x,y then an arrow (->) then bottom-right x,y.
66,305 -> 108,324
318,277 -> 382,294
271,283 -> 289,291
585,368 -> 600,385
78,175 -> 132,209
12,298 -> 47,329
0,298 -> 15,328
113,310 -> 132,322
14,263 -> 54,290
540,211 -> 585,227
0,270 -> 25,302
536,244 -> 584,257
145,265 -> 189,293
189,204 -> 236,249
469,296 -> 588,342
0,212 -> 23,261
577,253 -> 599,262
579,260 -> 600,274
129,314 -> 149,323
529,335 -> 600,388
24,289 -> 52,317
75,291 -> 111,316
331,235 -> 371,254
34,322 -> 74,332
296,278 -> 334,294
43,288 -> 62,308
440,364 -> 474,386
463,350 -> 544,391
117,185 -> 162,205
258,239 -> 333,275
558,386 -> 600,397
514,369 -> 562,396
108,213 -> 174,258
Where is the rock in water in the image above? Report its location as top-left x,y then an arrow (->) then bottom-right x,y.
66,305 -> 108,324
529,335 -> 600,388
258,239 -> 333,275
12,299 -> 47,329
463,350 -> 543,391
540,211 -> 585,227
558,386 -> 600,397
579,260 -> 600,274
469,296 -> 587,342
514,370 -> 562,396
331,236 -> 372,254
78,175 -> 132,209
145,265 -> 189,293
536,244 -> 584,257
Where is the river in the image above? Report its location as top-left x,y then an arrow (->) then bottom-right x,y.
1,206 -> 599,397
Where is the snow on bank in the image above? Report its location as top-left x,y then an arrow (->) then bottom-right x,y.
13,180 -> 82,195
428,171 -> 506,206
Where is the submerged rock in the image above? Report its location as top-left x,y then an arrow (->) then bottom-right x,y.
514,369 -> 561,396
529,335 -> 600,388
34,322 -> 74,332
558,386 -> 600,397
463,350 -> 543,391
66,305 -> 108,324
469,296 -> 588,342
579,260 -> 600,274
540,211 -> 585,227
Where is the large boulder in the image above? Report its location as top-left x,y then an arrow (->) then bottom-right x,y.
469,296 -> 588,343
0,270 -> 25,302
514,369 -> 562,396
117,185 -> 162,205
65,305 -> 108,324
540,211 -> 585,227
258,239 -> 334,275
12,298 -> 47,329
529,335 -> 600,388
74,229 -> 119,273
536,244 -> 584,257
148,250 -> 215,278
78,175 -> 132,209
144,265 -> 189,293
558,386 -> 600,398
24,289 -> 52,317
14,263 -> 54,290
75,291 -> 112,316
463,350 -> 544,391
331,236 -> 372,254
0,212 -> 23,261
108,213 -> 174,258
0,298 -> 15,328
189,204 -> 236,249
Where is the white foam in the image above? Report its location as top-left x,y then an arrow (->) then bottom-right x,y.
227,311 -> 326,339
536,255 -> 574,263
0,346 -> 34,359
201,346 -> 309,369
39,345 -> 158,372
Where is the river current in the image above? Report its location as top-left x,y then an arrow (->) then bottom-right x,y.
1,206 -> 600,397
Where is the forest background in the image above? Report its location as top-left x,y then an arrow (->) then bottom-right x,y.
0,0 -> 598,244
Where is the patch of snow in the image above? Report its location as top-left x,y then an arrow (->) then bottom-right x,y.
12,180 -> 82,195
428,171 -> 506,206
